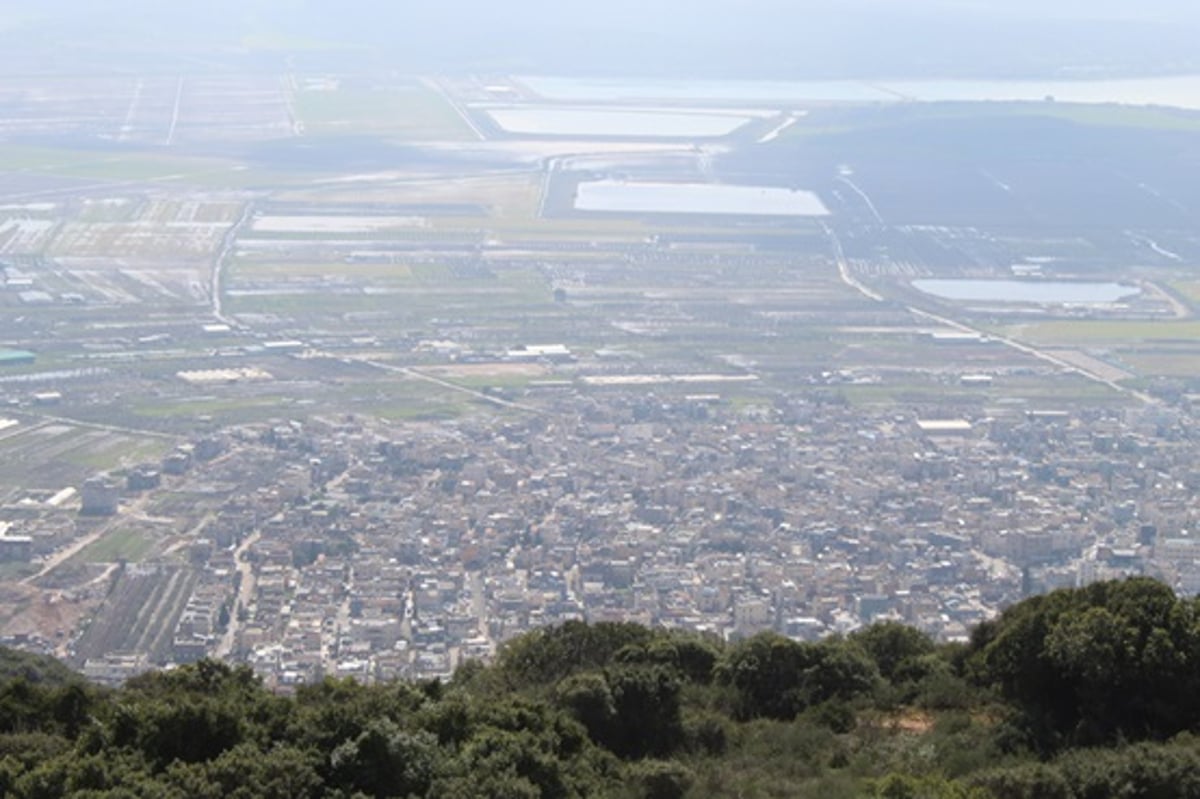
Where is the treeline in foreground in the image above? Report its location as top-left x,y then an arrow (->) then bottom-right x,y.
5,577 -> 1200,798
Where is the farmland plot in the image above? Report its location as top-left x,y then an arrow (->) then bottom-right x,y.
292,78 -> 474,140
170,76 -> 295,143
71,564 -> 198,666
0,422 -> 172,490
0,217 -> 58,254
0,76 -> 154,140
49,196 -> 241,258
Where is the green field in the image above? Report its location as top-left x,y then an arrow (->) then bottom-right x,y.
1005,320 -> 1200,344
1121,352 -> 1200,377
838,371 -> 1128,407
1171,281 -> 1200,303
77,528 -> 155,564
0,424 -> 172,489
0,144 -> 310,190
293,83 -> 475,140
225,266 -> 554,320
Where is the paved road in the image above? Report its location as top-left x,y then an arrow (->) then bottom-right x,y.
215,528 -> 261,659
211,202 -> 254,326
341,354 -> 548,416
824,225 -> 1157,406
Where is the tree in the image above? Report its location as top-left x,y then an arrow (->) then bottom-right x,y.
969,577 -> 1200,748
604,665 -> 684,759
717,633 -> 879,721
873,773 -> 988,799
614,636 -> 720,685
631,759 -> 694,799
126,697 -> 244,767
852,622 -> 936,683
554,672 -> 615,747
330,719 -> 437,799
495,621 -> 655,689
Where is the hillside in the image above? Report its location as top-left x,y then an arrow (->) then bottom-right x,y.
2,577 -> 1200,798
0,646 -> 83,688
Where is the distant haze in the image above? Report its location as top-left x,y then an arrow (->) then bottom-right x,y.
2,0 -> 1200,78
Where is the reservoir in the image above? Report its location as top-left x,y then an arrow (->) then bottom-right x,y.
520,74 -> 1200,110
913,279 -> 1140,304
574,180 -> 830,216
519,76 -> 895,103
483,106 -> 760,137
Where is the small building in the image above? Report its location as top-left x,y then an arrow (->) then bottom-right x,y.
82,653 -> 151,686
505,344 -> 574,363
126,467 -> 162,492
263,340 -> 305,353
193,437 -> 225,461
45,487 -> 76,508
0,536 -> 32,563
927,331 -> 987,345
162,449 -> 192,476
916,419 -> 974,437
81,477 -> 120,516
1027,410 -> 1071,423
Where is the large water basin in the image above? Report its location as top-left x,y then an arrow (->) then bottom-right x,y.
519,74 -> 1200,110
483,106 -> 761,137
574,180 -> 830,216
913,279 -> 1140,304
519,76 -> 896,103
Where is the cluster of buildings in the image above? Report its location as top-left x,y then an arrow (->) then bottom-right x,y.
59,389 -> 1199,687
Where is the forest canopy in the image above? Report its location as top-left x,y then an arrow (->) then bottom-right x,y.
2,577 -> 1200,798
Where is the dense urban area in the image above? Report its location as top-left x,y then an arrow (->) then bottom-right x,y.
3,66 -> 1200,693
7,3 -> 1200,798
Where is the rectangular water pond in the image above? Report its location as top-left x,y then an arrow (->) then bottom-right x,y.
574,180 -> 830,217
483,106 -> 759,137
520,74 -> 1200,110
913,279 -> 1140,304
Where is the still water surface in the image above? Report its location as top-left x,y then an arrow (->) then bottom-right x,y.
913,279 -> 1140,303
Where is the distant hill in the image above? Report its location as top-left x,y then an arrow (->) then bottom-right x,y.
721,105 -> 1200,231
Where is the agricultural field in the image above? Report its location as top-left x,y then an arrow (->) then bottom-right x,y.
0,193 -> 244,312
0,420 -> 172,496
74,527 -> 157,565
0,75 -> 295,146
71,564 -> 198,665
291,77 -> 476,140
3,67 -> 1200,669
996,319 -> 1200,384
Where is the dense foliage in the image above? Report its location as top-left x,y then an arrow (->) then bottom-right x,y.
4,578 -> 1200,797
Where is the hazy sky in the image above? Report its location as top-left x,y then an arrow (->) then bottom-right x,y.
1,1 -> 1198,78
4,0 -> 1199,24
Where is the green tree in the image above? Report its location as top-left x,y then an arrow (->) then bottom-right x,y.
123,697 -> 244,767
717,633 -> 878,721
969,577 -> 1200,748
330,719 -> 437,799
873,773 -> 988,799
554,672 -> 615,746
495,621 -> 655,689
630,759 -> 694,799
969,762 -> 1071,799
852,622 -> 936,683
605,665 -> 684,759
